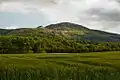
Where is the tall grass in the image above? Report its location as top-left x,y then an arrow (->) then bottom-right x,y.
0,52 -> 120,80
0,65 -> 120,80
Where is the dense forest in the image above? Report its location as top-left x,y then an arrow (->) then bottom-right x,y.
0,22 -> 120,54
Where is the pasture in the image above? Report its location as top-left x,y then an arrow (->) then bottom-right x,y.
0,51 -> 120,80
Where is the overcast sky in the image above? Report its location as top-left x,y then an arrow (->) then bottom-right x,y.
0,0 -> 120,33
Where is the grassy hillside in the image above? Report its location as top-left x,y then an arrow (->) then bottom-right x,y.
0,52 -> 120,80
0,22 -> 120,42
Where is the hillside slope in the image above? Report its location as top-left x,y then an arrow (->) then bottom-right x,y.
0,22 -> 120,42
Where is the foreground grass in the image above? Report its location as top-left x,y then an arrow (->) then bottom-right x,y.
0,51 -> 120,80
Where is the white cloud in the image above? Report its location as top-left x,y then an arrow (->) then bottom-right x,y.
0,0 -> 120,33
5,25 -> 18,29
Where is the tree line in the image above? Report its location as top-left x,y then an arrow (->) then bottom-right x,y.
0,36 -> 120,54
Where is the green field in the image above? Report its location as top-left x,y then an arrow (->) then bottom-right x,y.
0,52 -> 120,80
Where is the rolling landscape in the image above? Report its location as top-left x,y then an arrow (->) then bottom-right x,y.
1,0 -> 120,79
0,22 -> 120,80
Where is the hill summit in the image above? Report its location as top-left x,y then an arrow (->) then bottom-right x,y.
45,22 -> 89,30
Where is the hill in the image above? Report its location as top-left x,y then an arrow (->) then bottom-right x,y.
1,22 -> 120,42
45,22 -> 120,42
0,22 -> 120,54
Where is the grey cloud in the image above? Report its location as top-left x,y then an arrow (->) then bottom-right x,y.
101,21 -> 120,30
88,8 -> 120,21
0,0 -> 120,33
81,3 -> 120,30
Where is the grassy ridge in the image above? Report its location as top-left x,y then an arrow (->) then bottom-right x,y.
0,52 -> 120,80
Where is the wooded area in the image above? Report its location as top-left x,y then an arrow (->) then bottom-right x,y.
0,36 -> 120,54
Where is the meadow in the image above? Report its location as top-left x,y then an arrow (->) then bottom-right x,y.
0,52 -> 120,80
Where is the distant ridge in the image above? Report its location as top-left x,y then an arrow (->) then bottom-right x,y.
0,22 -> 120,42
